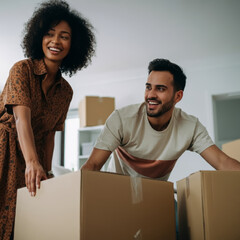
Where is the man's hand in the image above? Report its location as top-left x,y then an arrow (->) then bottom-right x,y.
25,160 -> 47,197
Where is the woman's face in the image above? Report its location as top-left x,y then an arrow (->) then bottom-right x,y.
42,20 -> 72,65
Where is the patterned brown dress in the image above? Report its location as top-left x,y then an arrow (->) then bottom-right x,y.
0,58 -> 73,239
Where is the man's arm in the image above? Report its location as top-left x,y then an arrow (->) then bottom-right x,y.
81,148 -> 112,171
200,145 -> 240,170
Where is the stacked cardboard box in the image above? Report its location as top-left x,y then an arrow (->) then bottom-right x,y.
14,170 -> 176,240
222,139 -> 240,162
177,171 -> 240,240
79,96 -> 115,127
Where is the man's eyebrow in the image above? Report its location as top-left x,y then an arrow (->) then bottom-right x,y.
145,83 -> 167,88
156,84 -> 167,88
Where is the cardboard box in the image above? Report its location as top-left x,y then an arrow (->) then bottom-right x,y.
14,170 -> 176,240
79,96 -> 115,127
177,171 -> 240,240
222,139 -> 240,162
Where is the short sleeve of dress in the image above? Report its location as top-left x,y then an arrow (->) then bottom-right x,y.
95,110 -> 123,152
3,61 -> 31,114
188,119 -> 214,154
53,103 -> 70,131
53,83 -> 73,132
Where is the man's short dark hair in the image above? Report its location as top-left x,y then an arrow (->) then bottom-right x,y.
21,0 -> 96,77
148,58 -> 186,91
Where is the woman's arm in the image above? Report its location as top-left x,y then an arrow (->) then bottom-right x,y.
13,105 -> 47,196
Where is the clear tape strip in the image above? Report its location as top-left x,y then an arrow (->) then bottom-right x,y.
130,175 -> 143,204
134,229 -> 142,240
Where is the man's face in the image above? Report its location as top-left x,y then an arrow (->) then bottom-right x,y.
144,71 -> 178,118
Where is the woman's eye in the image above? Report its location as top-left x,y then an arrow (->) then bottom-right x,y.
46,32 -> 54,37
61,35 -> 69,40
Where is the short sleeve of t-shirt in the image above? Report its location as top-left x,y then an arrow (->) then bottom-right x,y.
3,61 -> 32,114
95,110 -> 123,152
188,119 -> 214,154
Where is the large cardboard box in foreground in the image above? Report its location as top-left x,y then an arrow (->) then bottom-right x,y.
79,96 -> 115,127
15,170 -> 176,240
177,171 -> 240,240
222,139 -> 240,162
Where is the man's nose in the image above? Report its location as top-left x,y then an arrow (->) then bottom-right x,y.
148,89 -> 157,98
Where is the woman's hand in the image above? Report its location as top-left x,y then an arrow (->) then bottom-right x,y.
13,105 -> 47,197
25,160 -> 47,196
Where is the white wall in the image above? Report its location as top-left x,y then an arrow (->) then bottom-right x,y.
1,0 -> 240,185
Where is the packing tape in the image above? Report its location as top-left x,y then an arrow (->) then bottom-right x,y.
130,175 -> 143,204
186,176 -> 190,198
134,229 -> 142,240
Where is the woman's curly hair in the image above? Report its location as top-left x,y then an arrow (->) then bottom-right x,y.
21,0 -> 96,76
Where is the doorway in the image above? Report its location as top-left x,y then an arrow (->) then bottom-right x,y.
212,92 -> 240,149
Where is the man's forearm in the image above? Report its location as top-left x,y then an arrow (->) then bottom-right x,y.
218,156 -> 240,170
201,145 -> 240,170
81,148 -> 112,171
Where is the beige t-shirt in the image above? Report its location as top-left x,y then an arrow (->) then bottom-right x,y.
95,103 -> 214,180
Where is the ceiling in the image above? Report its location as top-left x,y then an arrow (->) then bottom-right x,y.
1,0 -> 240,81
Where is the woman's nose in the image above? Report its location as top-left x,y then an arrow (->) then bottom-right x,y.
51,35 -> 59,44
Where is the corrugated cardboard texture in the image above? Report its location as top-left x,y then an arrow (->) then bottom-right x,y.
177,171 -> 240,240
14,170 -> 176,240
79,96 -> 115,127
177,172 -> 204,240
222,139 -> 240,162
81,171 -> 176,240
14,171 -> 81,240
202,171 -> 240,240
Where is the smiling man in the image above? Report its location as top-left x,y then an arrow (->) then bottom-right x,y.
82,58 -> 240,179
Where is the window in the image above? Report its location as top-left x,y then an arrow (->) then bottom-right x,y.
63,108 -> 79,171
212,92 -> 240,148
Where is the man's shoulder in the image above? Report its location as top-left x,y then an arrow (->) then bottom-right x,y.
174,108 -> 198,124
117,103 -> 145,117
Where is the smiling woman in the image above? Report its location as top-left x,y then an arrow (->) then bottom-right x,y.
42,21 -> 72,65
0,1 -> 96,239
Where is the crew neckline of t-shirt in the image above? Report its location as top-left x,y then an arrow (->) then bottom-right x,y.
144,106 -> 175,135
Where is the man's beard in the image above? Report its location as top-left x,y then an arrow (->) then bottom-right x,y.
146,96 -> 175,118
